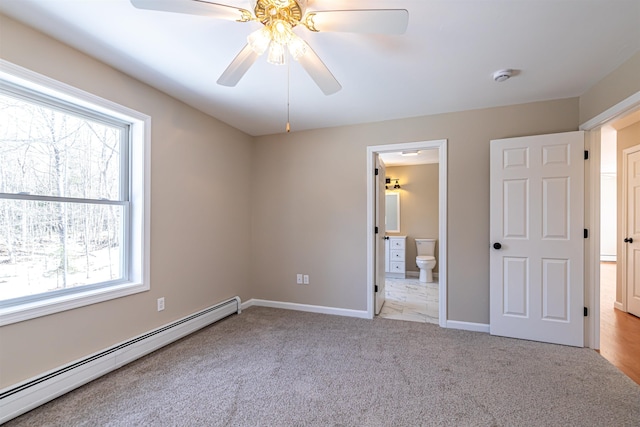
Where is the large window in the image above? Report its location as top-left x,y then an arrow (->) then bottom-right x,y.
0,61 -> 149,325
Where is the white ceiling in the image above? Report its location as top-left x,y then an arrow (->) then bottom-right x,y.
1,0 -> 638,136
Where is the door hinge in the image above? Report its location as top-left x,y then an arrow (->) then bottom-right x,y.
584,307 -> 588,317
584,150 -> 589,160
584,229 -> 589,239
375,226 -> 379,234
375,285 -> 379,293
375,168 -> 379,176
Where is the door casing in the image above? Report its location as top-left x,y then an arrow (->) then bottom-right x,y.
580,90 -> 640,349
366,139 -> 447,324
374,155 -> 386,315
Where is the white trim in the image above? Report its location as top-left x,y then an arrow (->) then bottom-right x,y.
366,140 -> 448,327
0,298 -> 239,425
579,91 -> 640,131
583,129 -> 601,349
582,92 -> 640,350
600,255 -> 616,262
446,320 -> 490,333
243,299 -> 370,319
0,283 -> 149,326
438,142 -> 448,328
585,130 -> 601,349
614,301 -> 624,311
240,298 -> 254,311
0,60 -> 151,326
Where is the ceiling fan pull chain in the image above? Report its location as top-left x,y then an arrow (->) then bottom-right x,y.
286,59 -> 291,133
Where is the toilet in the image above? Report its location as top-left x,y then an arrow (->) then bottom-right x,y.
415,238 -> 437,283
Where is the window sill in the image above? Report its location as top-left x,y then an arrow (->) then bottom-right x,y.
0,282 -> 149,326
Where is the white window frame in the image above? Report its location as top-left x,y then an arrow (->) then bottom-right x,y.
0,60 -> 150,326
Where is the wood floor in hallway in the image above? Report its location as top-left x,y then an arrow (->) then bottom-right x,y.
599,262 -> 640,385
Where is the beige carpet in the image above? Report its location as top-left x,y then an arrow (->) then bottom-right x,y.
6,307 -> 640,426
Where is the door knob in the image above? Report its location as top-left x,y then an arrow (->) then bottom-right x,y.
493,242 -> 502,250
624,237 -> 634,243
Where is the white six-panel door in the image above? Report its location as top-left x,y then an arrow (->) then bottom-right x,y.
490,131 -> 584,347
623,145 -> 640,318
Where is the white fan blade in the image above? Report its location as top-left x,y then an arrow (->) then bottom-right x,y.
304,10 -> 409,34
297,44 -> 341,95
130,0 -> 250,21
217,44 -> 259,87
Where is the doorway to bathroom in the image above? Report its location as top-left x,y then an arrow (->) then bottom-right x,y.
366,140 -> 447,326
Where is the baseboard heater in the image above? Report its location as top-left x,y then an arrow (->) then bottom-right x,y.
0,296 -> 241,424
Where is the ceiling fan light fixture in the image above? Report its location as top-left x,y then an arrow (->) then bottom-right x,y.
252,0 -> 306,25
267,41 -> 286,65
249,17 -> 307,64
287,33 -> 308,60
272,0 -> 292,8
247,27 -> 272,55
271,19 -> 294,44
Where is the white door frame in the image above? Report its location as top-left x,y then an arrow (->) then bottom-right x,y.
366,139 -> 448,325
375,155 -> 386,315
580,90 -> 640,349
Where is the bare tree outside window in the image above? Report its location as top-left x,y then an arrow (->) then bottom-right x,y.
0,92 -> 126,302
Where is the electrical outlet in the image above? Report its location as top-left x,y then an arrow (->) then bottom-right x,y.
296,274 -> 303,284
303,274 -> 309,285
157,297 -> 165,311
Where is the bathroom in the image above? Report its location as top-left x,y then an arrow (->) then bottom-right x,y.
379,151 -> 439,324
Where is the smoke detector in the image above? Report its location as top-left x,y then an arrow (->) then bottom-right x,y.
493,69 -> 513,82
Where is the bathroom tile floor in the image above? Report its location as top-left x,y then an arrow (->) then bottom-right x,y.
379,276 -> 439,325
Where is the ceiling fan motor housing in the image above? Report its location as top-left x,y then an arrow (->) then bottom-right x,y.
252,0 -> 307,25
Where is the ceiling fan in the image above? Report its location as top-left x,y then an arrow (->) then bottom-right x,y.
130,0 -> 409,95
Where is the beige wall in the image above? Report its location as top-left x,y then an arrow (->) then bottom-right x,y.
386,164 -> 439,274
616,121 -> 640,302
0,15 -> 254,387
579,52 -> 640,125
252,99 -> 579,321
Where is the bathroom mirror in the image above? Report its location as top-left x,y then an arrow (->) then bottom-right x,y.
385,192 -> 400,233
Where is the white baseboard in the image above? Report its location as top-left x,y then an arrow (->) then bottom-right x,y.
242,299 -> 370,319
614,301 -> 624,311
385,272 -> 406,279
446,320 -> 490,333
0,297 -> 240,425
405,271 -> 439,279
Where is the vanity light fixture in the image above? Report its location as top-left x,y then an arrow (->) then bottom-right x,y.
401,150 -> 419,156
385,178 -> 400,190
384,178 -> 400,190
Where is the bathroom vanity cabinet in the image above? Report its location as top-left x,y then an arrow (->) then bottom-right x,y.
385,236 -> 406,278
